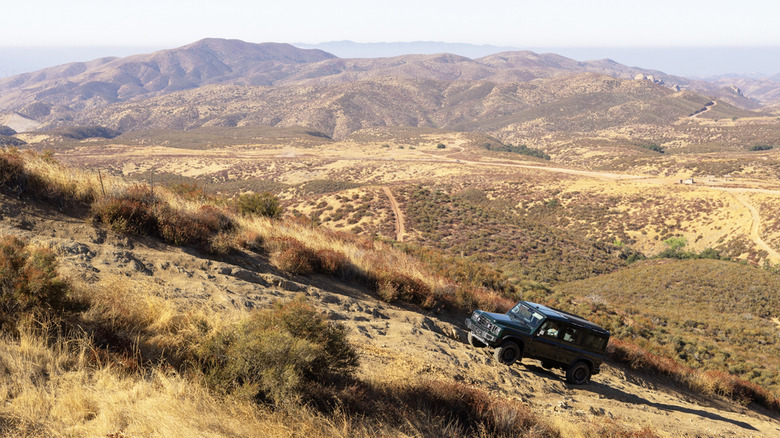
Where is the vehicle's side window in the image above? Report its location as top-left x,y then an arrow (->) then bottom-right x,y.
539,320 -> 561,338
582,333 -> 608,351
561,326 -> 579,344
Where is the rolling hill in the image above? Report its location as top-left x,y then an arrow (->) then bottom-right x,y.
0,38 -> 766,136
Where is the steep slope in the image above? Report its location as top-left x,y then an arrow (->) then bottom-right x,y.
1,186 -> 779,436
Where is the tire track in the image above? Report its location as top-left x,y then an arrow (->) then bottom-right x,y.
383,186 -> 406,242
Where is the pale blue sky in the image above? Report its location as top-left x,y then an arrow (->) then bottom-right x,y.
2,0 -> 779,48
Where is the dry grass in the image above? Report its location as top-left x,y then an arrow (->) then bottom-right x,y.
609,339 -> 780,412
0,321 -> 371,438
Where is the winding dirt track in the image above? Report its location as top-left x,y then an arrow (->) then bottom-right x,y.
383,186 -> 406,242
689,99 -> 717,118
727,191 -> 780,261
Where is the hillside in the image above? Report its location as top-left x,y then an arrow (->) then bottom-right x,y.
1,150 -> 779,437
34,74 -> 754,142
554,258 -> 780,395
0,39 -> 335,113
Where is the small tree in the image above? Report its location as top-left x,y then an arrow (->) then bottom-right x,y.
237,192 -> 282,218
436,143 -> 446,149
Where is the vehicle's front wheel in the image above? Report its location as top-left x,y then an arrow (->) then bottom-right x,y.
494,341 -> 521,365
468,332 -> 486,348
566,361 -> 591,384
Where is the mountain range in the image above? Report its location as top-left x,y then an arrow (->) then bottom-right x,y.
0,38 -> 777,138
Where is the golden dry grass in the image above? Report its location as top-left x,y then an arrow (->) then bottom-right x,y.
0,323 -> 369,438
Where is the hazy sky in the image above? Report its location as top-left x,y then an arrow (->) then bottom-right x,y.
2,0 -> 779,48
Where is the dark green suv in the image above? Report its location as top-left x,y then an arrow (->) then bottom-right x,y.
465,300 -> 610,384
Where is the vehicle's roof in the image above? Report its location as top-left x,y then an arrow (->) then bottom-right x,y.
522,301 -> 610,335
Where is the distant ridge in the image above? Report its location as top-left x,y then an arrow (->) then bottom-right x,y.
293,41 -> 520,59
0,38 -> 771,133
0,39 -> 336,113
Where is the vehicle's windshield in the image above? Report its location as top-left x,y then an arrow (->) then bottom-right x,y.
507,302 -> 545,331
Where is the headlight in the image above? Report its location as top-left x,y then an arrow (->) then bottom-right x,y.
477,315 -> 500,334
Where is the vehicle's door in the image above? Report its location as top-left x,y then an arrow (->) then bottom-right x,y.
526,320 -> 564,362
556,324 -> 584,365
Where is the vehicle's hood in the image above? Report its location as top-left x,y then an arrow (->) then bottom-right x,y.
484,312 -> 532,334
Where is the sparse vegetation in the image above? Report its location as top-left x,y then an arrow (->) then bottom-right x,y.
50,125 -> 120,140
2,135 -> 778,434
750,144 -> 774,151
481,142 -> 550,160
640,143 -> 664,154
236,192 -> 283,218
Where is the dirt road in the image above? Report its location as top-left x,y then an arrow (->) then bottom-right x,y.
382,186 -> 406,242
689,100 -> 718,118
727,191 -> 780,262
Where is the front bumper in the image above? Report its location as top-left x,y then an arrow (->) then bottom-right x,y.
465,318 -> 499,344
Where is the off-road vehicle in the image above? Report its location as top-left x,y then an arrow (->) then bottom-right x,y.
465,300 -> 610,384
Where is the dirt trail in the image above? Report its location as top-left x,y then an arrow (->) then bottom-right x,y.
382,186 -> 406,242
727,191 -> 780,262
61,144 -> 780,261
689,100 -> 717,118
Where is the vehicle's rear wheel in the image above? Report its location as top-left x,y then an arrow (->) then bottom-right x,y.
566,361 -> 591,384
494,340 -> 521,365
468,332 -> 486,348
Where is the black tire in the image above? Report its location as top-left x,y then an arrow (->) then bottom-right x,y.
494,340 -> 521,365
566,361 -> 591,385
468,332 -> 486,348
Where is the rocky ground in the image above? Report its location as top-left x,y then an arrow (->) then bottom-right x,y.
1,193 -> 778,437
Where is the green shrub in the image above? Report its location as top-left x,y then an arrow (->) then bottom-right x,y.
236,192 -> 282,218
480,142 -> 550,160
750,145 -> 774,151
436,143 -> 446,149
0,235 -> 66,331
641,143 -> 665,153
196,296 -> 358,405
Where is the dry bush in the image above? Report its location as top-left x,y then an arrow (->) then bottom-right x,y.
270,237 -> 318,275
92,185 -> 234,250
195,296 -> 358,406
572,417 -> 658,438
314,249 -> 349,275
372,270 -> 435,308
0,235 -> 67,331
313,378 -> 559,438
